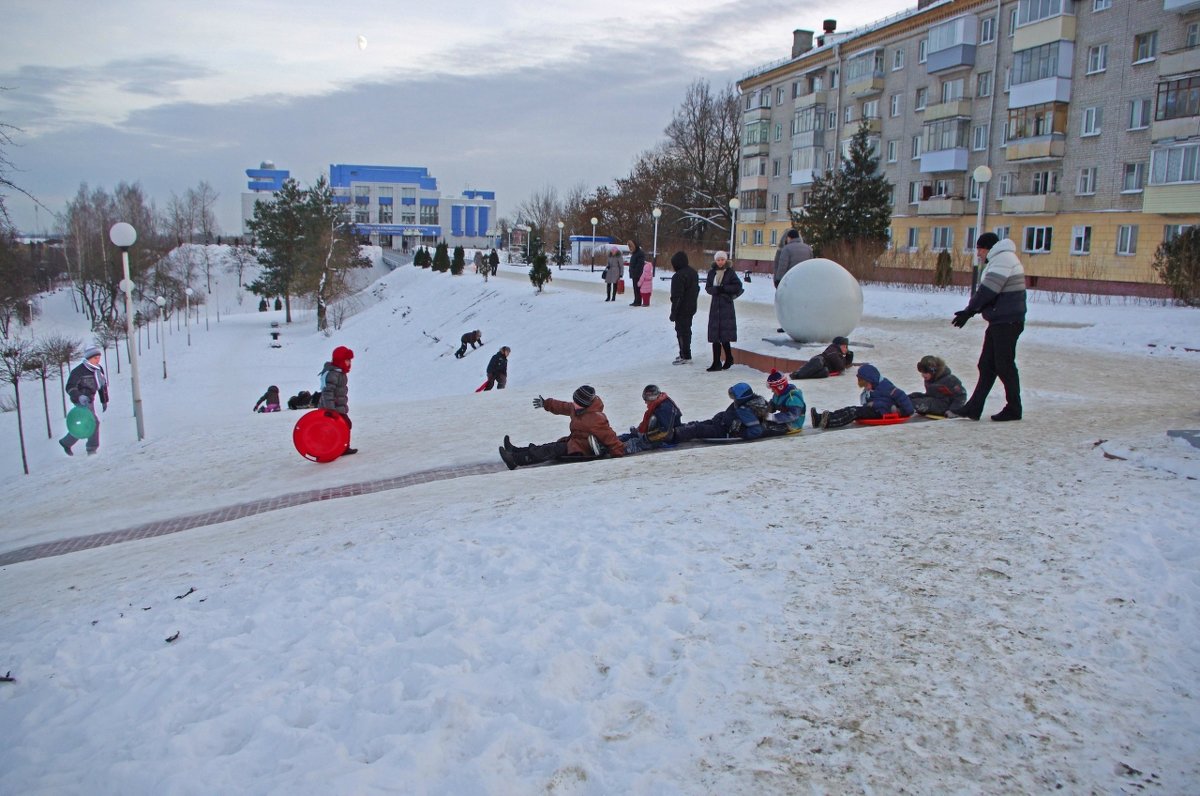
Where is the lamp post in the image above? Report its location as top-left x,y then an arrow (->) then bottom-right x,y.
971,165 -> 993,296
651,207 -> 662,276
556,220 -> 564,268
109,222 -> 145,440
728,197 -> 740,263
184,287 -> 193,346
155,296 -> 167,379
590,217 -> 598,272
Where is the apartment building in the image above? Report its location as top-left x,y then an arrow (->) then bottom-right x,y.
736,0 -> 1200,287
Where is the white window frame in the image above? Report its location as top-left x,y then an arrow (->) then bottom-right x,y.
1116,224 -> 1138,255
915,87 -> 927,111
890,93 -> 902,117
1023,225 -> 1053,253
1071,225 -> 1092,255
887,139 -> 899,163
1086,44 -> 1107,74
907,227 -> 920,249
1133,31 -> 1158,64
941,78 -> 965,103
1077,166 -> 1097,195
977,71 -> 993,98
1093,0 -> 1111,10
1128,98 -> 1151,130
912,135 -> 923,159
772,159 -> 781,177
893,48 -> 905,70
775,122 -> 784,142
1188,22 -> 1199,49
1122,162 -> 1146,193
1081,106 -> 1102,137
964,226 -> 978,252
932,226 -> 954,251
863,99 -> 879,119
972,124 -> 989,151
1008,7 -> 1018,36
918,39 -> 927,63
980,17 -> 996,44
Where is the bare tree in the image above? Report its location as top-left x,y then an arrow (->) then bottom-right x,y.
225,242 -> 255,305
27,339 -> 62,438
39,332 -> 81,414
515,186 -> 563,239
0,337 -> 37,474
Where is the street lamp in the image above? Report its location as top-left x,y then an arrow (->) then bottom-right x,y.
556,220 -> 564,268
155,296 -> 167,379
184,287 -> 193,346
590,217 -> 598,273
109,222 -> 145,440
728,197 -> 740,263
972,165 -> 993,296
651,207 -> 662,276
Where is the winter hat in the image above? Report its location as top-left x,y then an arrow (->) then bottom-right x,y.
670,251 -> 689,270
728,382 -> 753,401
917,355 -> 943,375
856,363 -> 881,386
82,345 -> 102,360
332,345 -> 354,371
766,369 -> 789,393
610,247 -> 620,255
832,336 -> 849,347
714,251 -> 729,263
572,385 -> 596,407
785,228 -> 799,240
975,232 -> 1000,251
641,384 -> 661,401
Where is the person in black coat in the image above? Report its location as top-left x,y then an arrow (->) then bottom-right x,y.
627,240 -> 646,306
791,337 -> 854,379
483,346 -> 510,390
59,345 -> 109,456
668,251 -> 699,365
705,251 -> 743,371
455,330 -> 483,358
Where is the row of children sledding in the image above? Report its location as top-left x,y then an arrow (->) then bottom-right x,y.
497,356 -> 968,469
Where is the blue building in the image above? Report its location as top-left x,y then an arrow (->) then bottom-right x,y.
240,161 -> 289,234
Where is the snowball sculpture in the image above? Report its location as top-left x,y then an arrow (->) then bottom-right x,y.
774,258 -> 863,343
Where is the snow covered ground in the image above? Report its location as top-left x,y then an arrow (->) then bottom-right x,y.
1,247 -> 1198,794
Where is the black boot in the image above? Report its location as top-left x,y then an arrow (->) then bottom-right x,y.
991,406 -> 1022,422
823,407 -> 859,429
503,435 -> 517,451
499,446 -> 518,470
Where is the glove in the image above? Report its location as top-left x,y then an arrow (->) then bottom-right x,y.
102,403 -> 108,413
952,310 -> 973,328
844,351 -> 854,365
532,395 -> 544,409
77,395 -> 91,406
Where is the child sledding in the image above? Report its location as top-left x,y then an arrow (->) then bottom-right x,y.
791,336 -> 853,379
499,385 -> 625,469
809,363 -> 914,430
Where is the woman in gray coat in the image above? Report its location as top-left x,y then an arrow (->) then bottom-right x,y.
704,251 -> 743,371
603,247 -> 624,301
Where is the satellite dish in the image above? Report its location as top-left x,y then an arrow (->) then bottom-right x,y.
357,35 -> 368,51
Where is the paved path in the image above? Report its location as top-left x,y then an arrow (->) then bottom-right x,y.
0,461 -> 506,567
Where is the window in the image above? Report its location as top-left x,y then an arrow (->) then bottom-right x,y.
772,159 -> 781,177
887,139 -> 899,162
907,228 -> 920,249
770,193 -> 780,212
419,204 -> 438,225
753,228 -> 763,246
777,87 -> 785,105
887,186 -> 896,206
909,181 -> 922,203
893,48 -> 905,70
1093,0 -> 1110,9
1129,98 -> 1152,129
972,124 -> 990,150
941,78 -> 965,103
1087,44 -> 1107,74
1188,22 -> 1199,49
1018,0 -> 1072,27
863,99 -> 879,119
1155,77 -> 1200,122
912,135 -> 923,159
1023,225 -> 1053,253
745,94 -> 753,110
1032,170 -> 1060,194
1150,143 -> 1200,184
964,227 -> 978,251
1164,224 -> 1194,243
918,40 -> 927,63
378,205 -> 393,223
1133,31 -> 1158,63
1071,225 -> 1092,254
775,122 -> 784,141
1081,106 -> 1102,136
977,71 -> 993,98
828,111 -> 837,128
1116,224 -> 1138,255
997,173 -> 1014,197
1006,102 -> 1069,140
760,87 -> 772,108
1004,67 -> 1012,92
932,227 -> 954,251
1013,41 -> 1063,85
1077,166 -> 1097,194
926,118 -> 970,151
915,87 -> 928,110
770,230 -> 778,246
1009,7 -> 1018,36
1122,162 -> 1146,192
981,17 -> 996,44
890,93 -> 902,117
830,69 -> 839,89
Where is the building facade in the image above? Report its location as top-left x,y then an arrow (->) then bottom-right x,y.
736,0 -> 1200,286
241,163 -> 497,251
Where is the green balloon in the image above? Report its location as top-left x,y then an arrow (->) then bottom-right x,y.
66,405 -> 96,439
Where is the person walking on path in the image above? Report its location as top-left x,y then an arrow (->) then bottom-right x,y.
705,251 -> 743,371
603,246 -> 624,301
627,240 -> 646,306
59,345 -> 108,456
951,233 -> 1027,422
455,330 -> 483,359
668,251 -> 699,365
482,346 -> 510,391
773,229 -> 813,288
499,385 -> 625,469
319,346 -> 356,455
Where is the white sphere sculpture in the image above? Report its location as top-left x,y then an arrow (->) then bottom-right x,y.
774,258 -> 863,343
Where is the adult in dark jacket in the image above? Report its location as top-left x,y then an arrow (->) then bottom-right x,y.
499,385 -> 625,468
773,229 -> 813,288
705,251 -> 743,371
809,363 -> 914,429
791,337 -> 854,379
668,251 -> 699,365
627,240 -> 646,306
483,346 -> 510,390
455,329 -> 483,358
952,233 -> 1027,421
908,355 -> 968,416
59,345 -> 109,456
319,345 -> 356,455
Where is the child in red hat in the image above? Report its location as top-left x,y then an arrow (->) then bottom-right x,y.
319,346 -> 356,455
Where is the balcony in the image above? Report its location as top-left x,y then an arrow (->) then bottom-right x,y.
920,147 -> 970,172
1009,76 -> 1072,109
791,129 -> 825,149
739,209 -> 768,223
741,141 -> 769,157
740,175 -> 770,192
1152,114 -> 1200,141
858,116 -> 883,135
926,44 -> 976,74
743,105 -> 772,121
1143,183 -> 1200,213
1164,0 -> 1200,12
791,168 -> 820,185
1159,46 -> 1200,77
924,99 -> 973,122
846,72 -> 885,98
1001,192 -> 1060,213
1005,134 -> 1067,161
795,90 -> 827,109
918,195 -> 967,215
1012,15 -> 1076,52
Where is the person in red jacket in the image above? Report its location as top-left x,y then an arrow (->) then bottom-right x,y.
499,385 -> 625,469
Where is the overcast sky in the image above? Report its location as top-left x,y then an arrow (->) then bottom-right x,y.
1,0 -> 911,236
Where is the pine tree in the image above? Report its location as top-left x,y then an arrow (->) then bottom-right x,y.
1153,226 -> 1200,306
432,241 -> 450,273
451,245 -> 465,275
529,252 -> 551,293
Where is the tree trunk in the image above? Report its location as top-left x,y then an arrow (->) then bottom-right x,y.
41,376 -> 52,438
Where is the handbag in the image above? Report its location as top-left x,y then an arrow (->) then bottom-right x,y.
616,278 -> 625,295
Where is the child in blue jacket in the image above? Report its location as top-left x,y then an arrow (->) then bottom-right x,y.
765,369 -> 806,431
809,363 -> 914,429
674,382 -> 788,443
619,384 -> 683,453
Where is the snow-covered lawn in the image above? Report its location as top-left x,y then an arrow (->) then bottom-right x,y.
2,249 -> 1198,793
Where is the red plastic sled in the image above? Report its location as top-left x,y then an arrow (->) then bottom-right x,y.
293,409 -> 350,462
856,413 -> 911,426
474,380 -> 489,393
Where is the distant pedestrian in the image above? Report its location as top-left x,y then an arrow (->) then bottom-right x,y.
319,345 -> 356,455
773,229 -> 813,288
483,346 -> 510,390
59,345 -> 109,456
603,246 -> 624,301
705,251 -> 743,371
636,257 -> 654,307
489,248 -> 499,276
668,251 -> 699,365
455,329 -> 484,359
627,240 -> 646,306
474,250 -> 485,274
